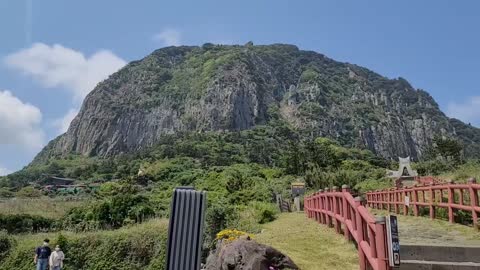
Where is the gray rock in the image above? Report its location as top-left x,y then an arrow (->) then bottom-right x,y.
205,239 -> 298,270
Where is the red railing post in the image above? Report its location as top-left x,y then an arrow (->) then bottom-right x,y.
402,189 -> 408,215
468,178 -> 478,229
325,188 -> 332,227
354,197 -> 367,270
315,190 -> 320,223
429,183 -> 436,220
459,188 -> 464,206
342,185 -> 352,241
332,186 -> 342,234
386,189 -> 391,212
375,216 -> 388,270
413,185 -> 419,216
394,188 -> 399,214
447,180 -> 455,223
319,190 -> 325,224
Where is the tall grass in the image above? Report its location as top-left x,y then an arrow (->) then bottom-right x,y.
0,197 -> 85,219
255,212 -> 358,270
439,160 -> 480,182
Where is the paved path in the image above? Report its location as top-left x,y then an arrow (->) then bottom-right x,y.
371,209 -> 480,247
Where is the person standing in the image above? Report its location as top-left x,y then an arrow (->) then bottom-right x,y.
49,245 -> 65,270
34,239 -> 52,270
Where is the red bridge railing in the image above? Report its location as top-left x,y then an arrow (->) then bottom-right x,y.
304,185 -> 390,270
366,178 -> 479,229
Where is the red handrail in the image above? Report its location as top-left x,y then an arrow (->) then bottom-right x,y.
304,186 -> 390,270
366,178 -> 479,229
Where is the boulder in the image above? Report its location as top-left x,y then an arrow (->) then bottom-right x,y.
205,238 -> 298,270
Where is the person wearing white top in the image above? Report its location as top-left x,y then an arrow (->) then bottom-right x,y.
49,245 -> 65,270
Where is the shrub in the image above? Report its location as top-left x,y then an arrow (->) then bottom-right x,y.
215,229 -> 253,242
248,201 -> 279,224
62,194 -> 155,231
0,188 -> 14,198
0,214 -> 55,234
0,219 -> 168,270
16,187 -> 42,198
0,231 -> 15,263
355,179 -> 393,193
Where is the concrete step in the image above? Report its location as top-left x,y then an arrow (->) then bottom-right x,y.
400,260 -> 480,270
401,245 -> 480,263
399,245 -> 480,270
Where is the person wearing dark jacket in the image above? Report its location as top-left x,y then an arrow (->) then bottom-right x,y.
34,239 -> 52,270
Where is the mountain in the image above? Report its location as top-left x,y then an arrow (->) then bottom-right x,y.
34,43 -> 480,163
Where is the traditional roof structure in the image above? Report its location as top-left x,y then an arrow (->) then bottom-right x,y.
38,175 -> 76,186
386,157 -> 418,179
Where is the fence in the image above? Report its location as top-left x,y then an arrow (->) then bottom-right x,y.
304,185 -> 390,270
366,178 -> 479,229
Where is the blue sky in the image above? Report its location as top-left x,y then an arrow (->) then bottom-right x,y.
1,0 -> 479,174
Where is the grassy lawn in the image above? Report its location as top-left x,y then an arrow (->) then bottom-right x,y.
255,212 -> 358,270
370,209 -> 480,247
0,197 -> 84,219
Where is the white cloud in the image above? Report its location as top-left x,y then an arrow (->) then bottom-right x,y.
53,108 -> 78,134
4,43 -> 126,134
447,96 -> 480,127
0,166 -> 12,176
0,90 -> 44,150
152,29 -> 181,46
4,43 -> 126,101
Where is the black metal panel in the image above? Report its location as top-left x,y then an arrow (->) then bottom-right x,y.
166,187 -> 207,270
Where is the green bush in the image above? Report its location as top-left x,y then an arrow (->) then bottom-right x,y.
62,194 -> 155,231
355,179 -> 393,193
0,219 -> 168,270
0,214 -> 55,234
0,231 -> 15,263
248,201 -> 279,224
0,188 -> 14,198
16,187 -> 42,198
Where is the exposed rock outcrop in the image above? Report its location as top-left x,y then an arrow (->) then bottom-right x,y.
32,44 -> 480,163
205,239 -> 298,270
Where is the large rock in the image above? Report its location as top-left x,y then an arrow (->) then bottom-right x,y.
205,239 -> 298,270
32,44 -> 480,163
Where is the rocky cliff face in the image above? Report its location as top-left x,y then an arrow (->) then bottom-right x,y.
35,43 -> 480,162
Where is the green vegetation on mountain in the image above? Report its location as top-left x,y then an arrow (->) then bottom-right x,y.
26,43 -> 480,165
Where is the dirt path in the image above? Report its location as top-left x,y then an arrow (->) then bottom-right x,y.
370,209 -> 480,247
255,212 -> 358,270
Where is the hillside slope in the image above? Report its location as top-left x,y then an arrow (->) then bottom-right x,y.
34,43 -> 480,163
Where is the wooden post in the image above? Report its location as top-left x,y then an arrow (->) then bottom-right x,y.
332,186 -> 341,233
375,216 -> 388,270
354,197 -> 367,270
318,190 -> 324,224
342,185 -> 352,241
413,185 -> 419,216
386,189 -> 391,212
468,178 -> 478,229
459,188 -> 464,206
447,180 -> 455,223
394,188 -> 399,214
325,188 -> 332,227
402,189 -> 408,215
430,183 -> 436,220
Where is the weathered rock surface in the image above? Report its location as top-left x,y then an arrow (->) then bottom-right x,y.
33,44 -> 480,163
205,239 -> 298,270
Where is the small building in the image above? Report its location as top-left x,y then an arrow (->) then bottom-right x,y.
386,157 -> 418,179
291,182 -> 305,197
39,176 -> 76,186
